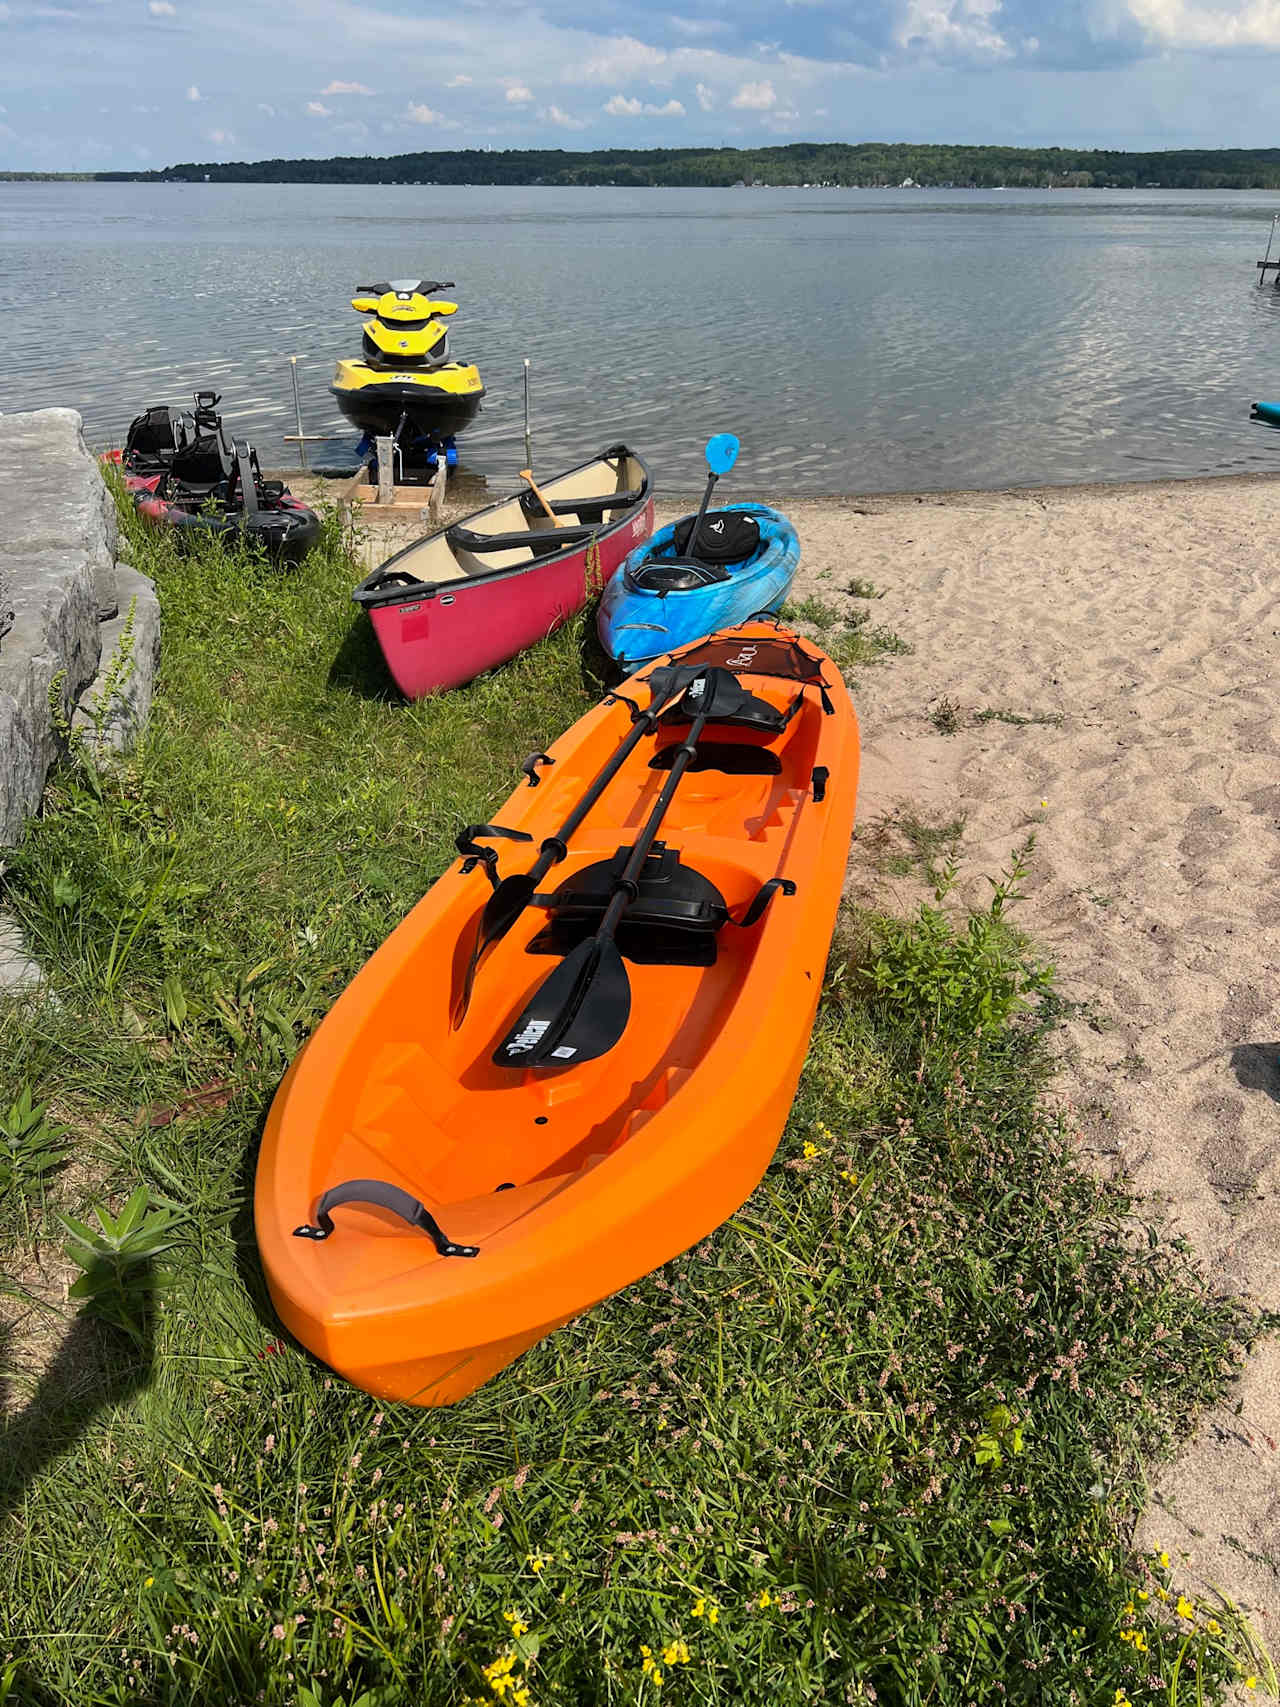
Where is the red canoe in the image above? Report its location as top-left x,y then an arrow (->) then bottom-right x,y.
352,445 -> 653,698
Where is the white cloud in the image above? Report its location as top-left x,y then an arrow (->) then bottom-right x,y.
577,33 -> 668,84
542,103 -> 587,128
894,0 -> 1011,59
147,2 -> 176,15
446,73 -> 472,87
306,100 -> 332,116
186,84 -> 201,101
257,102 -> 276,116
604,92 -> 685,116
505,82 -> 533,103
405,101 -> 458,126
1126,0 -> 1280,46
322,79 -> 373,94
695,81 -> 716,110
730,79 -> 777,109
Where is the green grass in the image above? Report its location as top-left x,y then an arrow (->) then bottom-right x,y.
0,498 -> 1269,1706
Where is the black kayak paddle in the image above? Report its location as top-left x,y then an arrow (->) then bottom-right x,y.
492,669 -> 724,1070
452,662 -> 704,1026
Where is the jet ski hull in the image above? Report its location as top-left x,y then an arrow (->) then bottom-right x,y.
330,363 -> 485,443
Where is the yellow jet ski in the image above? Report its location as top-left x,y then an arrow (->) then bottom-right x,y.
330,278 -> 485,460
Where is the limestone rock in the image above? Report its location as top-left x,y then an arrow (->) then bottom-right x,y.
0,409 -> 118,620
72,566 -> 162,757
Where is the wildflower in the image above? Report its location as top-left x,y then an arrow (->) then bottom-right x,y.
271,1625 -> 286,1641
1176,1595 -> 1195,1622
1245,1677 -> 1258,1690
691,1595 -> 719,1624
1205,1618 -> 1221,1636
1039,799 -> 1048,809
840,1169 -> 858,1184
513,1691 -> 532,1707
1114,1694 -> 1132,1707
640,1645 -> 664,1685
144,1577 -> 154,1589
526,1550 -> 550,1575
502,1610 -> 530,1639
1137,1589 -> 1149,1601
1156,1549 -> 1170,1568
757,1588 -> 776,1609
802,1141 -> 819,1160
661,1640 -> 690,1666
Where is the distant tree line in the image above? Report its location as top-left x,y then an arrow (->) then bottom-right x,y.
45,142 -> 1280,190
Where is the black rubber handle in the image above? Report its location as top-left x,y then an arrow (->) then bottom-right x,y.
293,1179 -> 478,1258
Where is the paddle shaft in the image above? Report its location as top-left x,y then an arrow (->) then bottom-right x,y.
519,467 -> 557,523
682,468 -> 721,563
596,692 -> 714,940
524,678 -> 688,887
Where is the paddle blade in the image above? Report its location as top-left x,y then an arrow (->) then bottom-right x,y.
453,874 -> 540,1028
492,937 -> 631,1069
704,433 -> 739,477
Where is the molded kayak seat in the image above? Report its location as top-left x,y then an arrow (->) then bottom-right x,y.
529,842 -> 729,967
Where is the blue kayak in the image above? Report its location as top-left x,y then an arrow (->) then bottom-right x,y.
597,502 -> 800,671
1252,400 -> 1280,426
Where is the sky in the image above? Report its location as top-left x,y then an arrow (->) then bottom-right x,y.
3,0 -> 1280,171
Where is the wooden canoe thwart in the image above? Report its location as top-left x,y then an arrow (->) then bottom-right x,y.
254,621 -> 860,1406
351,445 -> 654,698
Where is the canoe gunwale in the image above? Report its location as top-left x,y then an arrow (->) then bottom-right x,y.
351,444 -> 652,611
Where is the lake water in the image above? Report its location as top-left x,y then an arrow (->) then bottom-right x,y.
3,181 -> 1280,494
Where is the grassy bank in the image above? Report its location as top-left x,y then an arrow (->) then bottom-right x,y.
0,499 -> 1267,1706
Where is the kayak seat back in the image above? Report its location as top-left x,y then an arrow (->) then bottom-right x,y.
528,843 -> 729,968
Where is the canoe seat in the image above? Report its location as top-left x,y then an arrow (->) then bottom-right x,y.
520,489 -> 645,523
448,523 -> 594,555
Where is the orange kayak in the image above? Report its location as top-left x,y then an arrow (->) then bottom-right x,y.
254,621 -> 860,1405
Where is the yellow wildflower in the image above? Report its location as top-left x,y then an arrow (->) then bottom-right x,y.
1137,1590 -> 1149,1601
144,1576 -> 154,1589
1176,1595 -> 1195,1622
1114,1695 -> 1132,1707
802,1141 -> 819,1160
662,1641 -> 690,1667
503,1610 -> 530,1639
1123,1602 -> 1135,1618
1157,1550 -> 1170,1568
526,1550 -> 550,1575
512,1691 -> 532,1707
1204,1618 -> 1221,1636
841,1170 -> 859,1185
1245,1677 -> 1258,1690
1132,1631 -> 1148,1653
640,1646 -> 664,1685
757,1588 -> 776,1610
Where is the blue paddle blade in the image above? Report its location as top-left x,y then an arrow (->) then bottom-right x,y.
704,433 -> 739,477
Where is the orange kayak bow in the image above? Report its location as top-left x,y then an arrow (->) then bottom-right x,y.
254,621 -> 860,1405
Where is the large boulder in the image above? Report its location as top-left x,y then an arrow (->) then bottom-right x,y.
0,408 -> 158,852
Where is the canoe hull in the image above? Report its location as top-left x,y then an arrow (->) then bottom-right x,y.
598,503 -> 800,671
354,448 -> 653,697
255,621 -> 859,1405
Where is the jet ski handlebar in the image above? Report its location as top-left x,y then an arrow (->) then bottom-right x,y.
356,279 -> 455,295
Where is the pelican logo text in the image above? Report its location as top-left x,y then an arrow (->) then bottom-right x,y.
723,645 -> 758,667
708,519 -> 725,534
506,1020 -> 550,1055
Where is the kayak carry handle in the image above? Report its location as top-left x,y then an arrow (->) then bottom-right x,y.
293,1179 -> 479,1258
